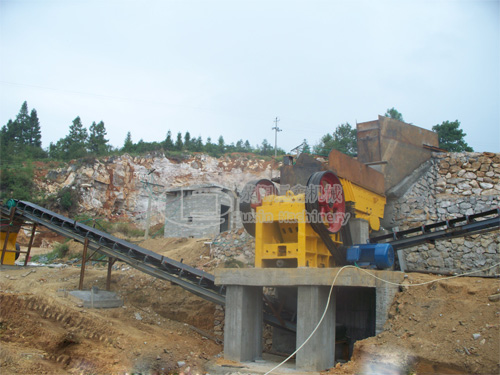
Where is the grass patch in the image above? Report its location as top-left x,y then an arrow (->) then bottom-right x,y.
31,241 -> 70,263
113,222 -> 144,237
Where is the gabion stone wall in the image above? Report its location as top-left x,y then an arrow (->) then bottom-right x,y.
385,152 -> 499,275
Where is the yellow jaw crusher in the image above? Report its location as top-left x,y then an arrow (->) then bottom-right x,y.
240,169 -> 392,269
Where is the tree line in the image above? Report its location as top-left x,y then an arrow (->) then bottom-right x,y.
312,107 -> 473,157
0,101 -> 287,162
0,102 -> 474,202
1,102 -> 474,163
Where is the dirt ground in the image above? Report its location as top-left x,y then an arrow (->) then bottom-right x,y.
1,236 -> 499,374
327,272 -> 500,375
1,237 -> 221,375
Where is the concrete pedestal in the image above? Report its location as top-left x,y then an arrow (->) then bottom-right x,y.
296,286 -> 336,371
216,268 -> 403,371
223,285 -> 263,362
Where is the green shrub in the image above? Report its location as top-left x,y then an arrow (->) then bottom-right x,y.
113,222 -> 144,237
31,241 -> 69,263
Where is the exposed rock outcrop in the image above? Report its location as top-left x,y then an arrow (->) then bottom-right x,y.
35,153 -> 277,228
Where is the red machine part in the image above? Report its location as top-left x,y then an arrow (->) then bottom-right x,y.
311,171 -> 346,234
239,179 -> 279,237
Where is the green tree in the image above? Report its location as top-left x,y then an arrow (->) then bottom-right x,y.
88,121 -> 109,155
1,102 -> 30,150
175,132 -> 183,150
122,131 -> 134,153
432,120 -> 473,152
0,120 -> 16,151
302,139 -> 311,154
313,123 -> 357,156
163,130 -> 174,150
244,140 -> 252,152
0,163 -> 34,201
66,116 -> 88,159
15,101 -> 30,145
184,131 -> 191,150
204,137 -> 216,154
235,139 -> 244,152
193,136 -> 203,152
384,107 -> 404,122
258,139 -> 273,156
217,136 -> 225,154
27,109 -> 42,147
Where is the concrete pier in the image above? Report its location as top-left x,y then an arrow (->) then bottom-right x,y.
215,267 -> 403,371
296,285 -> 336,371
223,285 -> 263,362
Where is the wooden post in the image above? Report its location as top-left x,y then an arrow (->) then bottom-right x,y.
24,223 -> 37,266
106,257 -> 115,291
79,238 -> 89,290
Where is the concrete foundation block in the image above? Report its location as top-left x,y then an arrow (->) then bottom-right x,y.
296,286 -> 336,371
349,218 -> 370,244
375,283 -> 399,334
224,285 -> 263,362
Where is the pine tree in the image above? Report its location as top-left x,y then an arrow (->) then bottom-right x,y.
302,139 -> 311,154
432,120 -> 473,152
217,136 -> 225,154
27,109 -> 42,147
193,136 -> 203,152
164,130 -> 174,150
184,131 -> 191,150
15,101 -> 30,145
88,121 -> 109,155
175,132 -> 183,150
0,120 -> 16,149
244,140 -> 252,152
123,131 -> 134,153
384,107 -> 404,122
66,116 -> 88,159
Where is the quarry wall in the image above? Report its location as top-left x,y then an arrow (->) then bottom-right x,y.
384,152 -> 499,275
38,153 -> 274,231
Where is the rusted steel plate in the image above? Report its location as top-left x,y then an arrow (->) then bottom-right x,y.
328,149 -> 385,195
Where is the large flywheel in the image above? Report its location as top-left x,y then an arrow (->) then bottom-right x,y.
306,170 -> 347,265
240,179 -> 279,237
306,170 -> 346,234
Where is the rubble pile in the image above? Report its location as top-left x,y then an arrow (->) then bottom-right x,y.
209,228 -> 255,267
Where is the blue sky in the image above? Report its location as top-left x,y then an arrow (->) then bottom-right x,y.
1,0 -> 499,152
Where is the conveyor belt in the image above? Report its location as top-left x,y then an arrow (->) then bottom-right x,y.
1,200 -> 225,305
370,208 -> 500,249
1,200 -> 297,332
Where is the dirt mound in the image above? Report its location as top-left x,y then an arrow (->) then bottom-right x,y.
2,235 -> 499,374
329,273 -> 500,375
0,236 -> 222,374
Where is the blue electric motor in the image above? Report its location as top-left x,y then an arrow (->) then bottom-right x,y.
346,243 -> 394,269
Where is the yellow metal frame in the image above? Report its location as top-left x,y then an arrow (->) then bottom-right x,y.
254,192 -> 341,268
1,232 -> 19,265
340,178 -> 386,231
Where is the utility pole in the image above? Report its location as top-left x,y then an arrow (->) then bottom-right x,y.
272,117 -> 282,158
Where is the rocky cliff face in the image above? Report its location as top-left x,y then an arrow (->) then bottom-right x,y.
36,153 -> 277,228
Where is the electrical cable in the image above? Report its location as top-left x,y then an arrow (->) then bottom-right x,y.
263,262 -> 500,375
